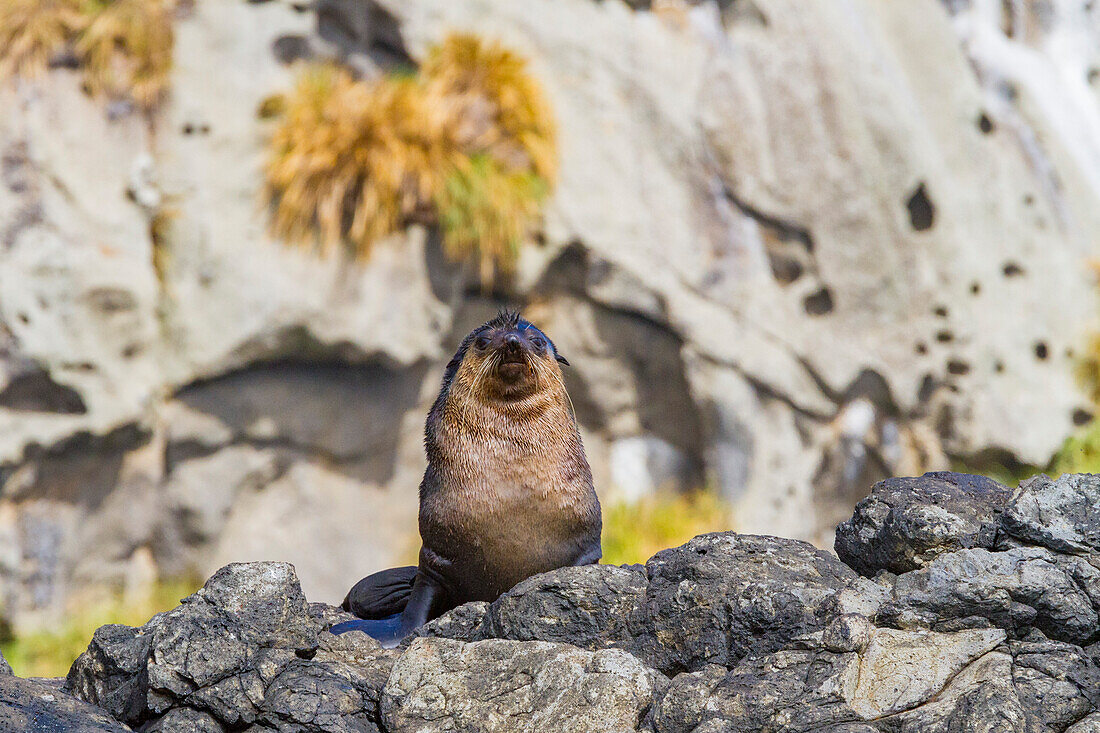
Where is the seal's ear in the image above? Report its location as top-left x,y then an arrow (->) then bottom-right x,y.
555,353 -> 570,367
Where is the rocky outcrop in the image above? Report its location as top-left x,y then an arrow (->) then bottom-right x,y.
2,0 -> 1100,628
0,674 -> 132,732
48,472 -> 1100,732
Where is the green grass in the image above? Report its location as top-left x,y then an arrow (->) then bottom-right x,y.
1050,419 -> 1100,475
601,491 -> 733,566
435,153 -> 548,284
1,579 -> 198,678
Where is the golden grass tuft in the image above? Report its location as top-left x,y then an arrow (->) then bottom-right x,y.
424,33 -> 557,183
77,0 -> 174,110
265,64 -> 457,257
0,0 -> 174,110
0,0 -> 84,80
264,33 -> 556,281
601,491 -> 733,566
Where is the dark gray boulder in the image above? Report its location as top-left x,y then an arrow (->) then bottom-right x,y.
835,471 -> 1011,577
380,637 -> 665,733
142,707 -> 225,732
483,563 -> 648,648
630,533 -> 862,675
0,673 -> 133,732
66,622 -> 156,726
1002,473 -> 1100,555
66,562 -> 402,733
408,601 -> 490,644
880,546 -> 1100,645
0,647 -> 11,677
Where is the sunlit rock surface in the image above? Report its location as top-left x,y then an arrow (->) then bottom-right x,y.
41,472 -> 1100,732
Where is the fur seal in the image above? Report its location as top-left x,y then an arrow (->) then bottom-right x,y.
334,311 -> 602,645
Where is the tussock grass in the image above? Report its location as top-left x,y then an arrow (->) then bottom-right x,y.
435,154 -> 548,283
1,578 -> 198,678
264,33 -> 556,283
423,33 -> 557,183
265,64 -> 457,258
78,0 -> 174,110
0,0 -> 174,110
0,0 -> 83,80
601,491 -> 733,566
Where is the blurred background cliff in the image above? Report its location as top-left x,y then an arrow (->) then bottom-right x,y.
2,0 -> 1100,673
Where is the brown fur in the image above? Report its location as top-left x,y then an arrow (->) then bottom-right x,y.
417,312 -> 602,606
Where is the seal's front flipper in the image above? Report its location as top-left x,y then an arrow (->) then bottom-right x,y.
342,566 -> 418,619
329,613 -> 405,647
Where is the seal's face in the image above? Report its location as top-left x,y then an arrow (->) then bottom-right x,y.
449,312 -> 569,403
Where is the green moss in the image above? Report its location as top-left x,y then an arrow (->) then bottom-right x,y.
601,491 -> 733,566
435,153 -> 548,283
1,578 -> 198,678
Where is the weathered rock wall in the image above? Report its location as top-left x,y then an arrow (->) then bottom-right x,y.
1,0 -> 1099,625
28,471 -> 1099,732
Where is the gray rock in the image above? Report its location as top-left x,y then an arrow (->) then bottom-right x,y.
653,627 -> 1012,732
0,648 -> 11,676
1010,635 -> 1100,732
67,622 -> 157,726
835,471 -> 1011,576
257,632 -> 398,733
881,546 -> 1100,645
1069,714 -> 1100,733
143,707 -> 225,732
483,563 -> 648,649
409,601 -> 490,644
0,673 -> 133,732
380,637 -> 664,733
1002,473 -> 1100,555
68,562 -> 401,732
630,532 -> 861,674
308,602 -> 359,632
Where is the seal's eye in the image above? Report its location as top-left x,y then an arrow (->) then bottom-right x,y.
529,335 -> 547,350
475,335 -> 491,349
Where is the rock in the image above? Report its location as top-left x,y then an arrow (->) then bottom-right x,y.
1010,635 -> 1100,732
0,648 -> 11,676
257,631 -> 398,733
409,601 -> 490,644
0,673 -> 133,732
1069,714 -> 1100,733
881,546 -> 1100,645
143,707 -> 225,733
835,472 -> 1012,576
308,601 -> 359,632
1002,473 -> 1100,555
846,627 -> 1005,719
482,563 -> 648,650
66,623 -> 157,726
630,532 -> 861,674
651,627 -> 1049,732
58,499 -> 1100,733
68,561 -> 399,732
380,637 -> 664,733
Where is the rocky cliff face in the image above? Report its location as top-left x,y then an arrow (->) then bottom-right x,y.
1,0 -> 1099,626
0,471 -> 1090,731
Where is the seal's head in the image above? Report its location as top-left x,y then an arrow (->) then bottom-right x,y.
444,311 -> 569,403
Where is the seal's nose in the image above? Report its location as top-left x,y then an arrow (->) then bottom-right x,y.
503,333 -> 521,348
